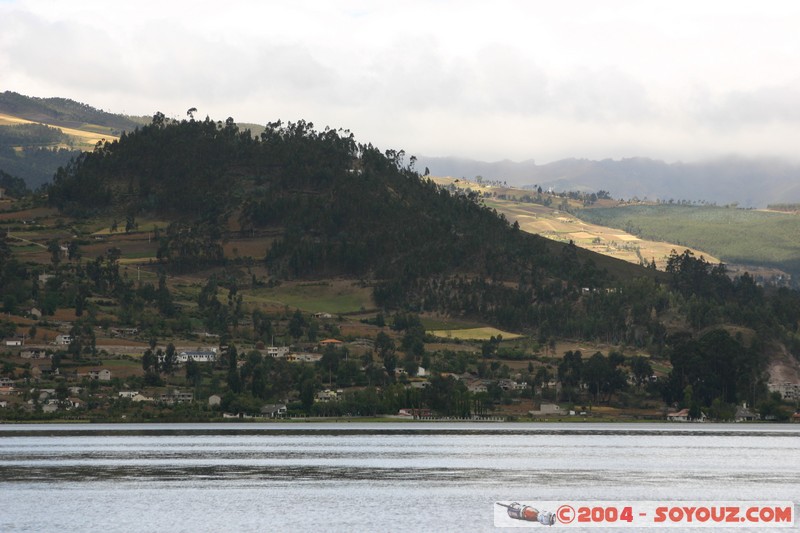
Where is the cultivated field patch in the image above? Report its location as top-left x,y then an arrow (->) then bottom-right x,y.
427,327 -> 523,341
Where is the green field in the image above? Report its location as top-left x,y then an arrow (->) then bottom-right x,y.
577,204 -> 800,275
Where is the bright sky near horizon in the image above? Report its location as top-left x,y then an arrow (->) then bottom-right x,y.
2,0 -> 800,163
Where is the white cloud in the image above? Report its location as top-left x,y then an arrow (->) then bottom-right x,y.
2,0 -> 800,163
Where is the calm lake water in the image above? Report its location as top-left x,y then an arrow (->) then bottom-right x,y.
0,423 -> 798,532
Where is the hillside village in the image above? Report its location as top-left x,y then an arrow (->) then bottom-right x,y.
2,312 -> 799,422
1,112 -> 800,424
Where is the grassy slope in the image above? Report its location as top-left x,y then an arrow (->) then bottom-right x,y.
431,176 -> 711,273
577,204 -> 800,276
245,281 -> 375,315
0,112 -> 118,150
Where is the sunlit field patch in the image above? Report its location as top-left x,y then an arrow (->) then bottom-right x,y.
427,327 -> 523,341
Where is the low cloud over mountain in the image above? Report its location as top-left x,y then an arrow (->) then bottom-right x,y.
417,155 -> 800,208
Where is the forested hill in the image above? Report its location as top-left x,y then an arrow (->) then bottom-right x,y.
48,114 -> 624,284
46,116 -> 800,369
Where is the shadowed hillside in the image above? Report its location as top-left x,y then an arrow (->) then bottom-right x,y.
0,91 -> 147,134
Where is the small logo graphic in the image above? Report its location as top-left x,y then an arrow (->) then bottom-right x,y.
497,502 -> 556,526
557,504 -> 576,524
495,501 -> 794,528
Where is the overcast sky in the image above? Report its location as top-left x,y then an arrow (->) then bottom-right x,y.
2,0 -> 800,163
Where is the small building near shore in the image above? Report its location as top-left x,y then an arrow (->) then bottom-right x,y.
667,408 -> 690,422
666,408 -> 707,422
735,404 -> 759,422
260,404 -> 287,418
529,403 -> 563,416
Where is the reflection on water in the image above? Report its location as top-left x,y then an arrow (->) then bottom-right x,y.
0,423 -> 798,532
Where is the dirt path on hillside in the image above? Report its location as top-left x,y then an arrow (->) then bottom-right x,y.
767,345 -> 800,385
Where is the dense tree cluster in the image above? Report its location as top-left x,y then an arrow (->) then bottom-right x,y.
0,169 -> 29,198
0,146 -> 79,190
0,123 -> 67,147
0,235 -> 31,315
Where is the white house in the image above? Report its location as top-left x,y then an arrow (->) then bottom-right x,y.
177,350 -> 217,363
118,391 -> 139,399
4,339 -> 22,347
667,408 -> 707,422
770,382 -> 800,401
667,408 -> 690,422
55,334 -> 72,345
160,390 -> 193,404
266,346 -> 290,358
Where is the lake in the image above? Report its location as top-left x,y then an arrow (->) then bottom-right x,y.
0,423 -> 797,532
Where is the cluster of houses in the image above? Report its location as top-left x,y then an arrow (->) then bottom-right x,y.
0,381 -> 88,413
5,329 -> 799,422
665,403 -> 761,423
0,337 -> 343,416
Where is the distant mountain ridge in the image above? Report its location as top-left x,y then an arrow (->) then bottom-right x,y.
4,90 -> 800,207
0,91 -> 147,133
0,91 -> 153,189
417,155 -> 800,208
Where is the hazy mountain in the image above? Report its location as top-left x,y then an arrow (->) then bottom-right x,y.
0,91 -> 148,133
417,155 -> 800,208
4,89 -> 800,207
